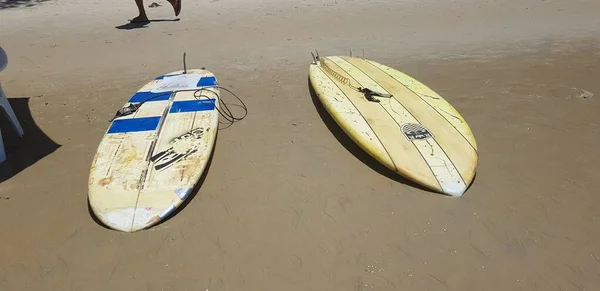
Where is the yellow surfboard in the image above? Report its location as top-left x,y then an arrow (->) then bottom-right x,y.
308,54 -> 478,197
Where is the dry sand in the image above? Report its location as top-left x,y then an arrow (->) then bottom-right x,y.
1,0 -> 600,290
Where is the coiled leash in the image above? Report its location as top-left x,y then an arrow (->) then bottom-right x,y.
312,50 -> 393,103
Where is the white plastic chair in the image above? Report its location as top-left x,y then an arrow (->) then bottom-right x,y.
0,46 -> 25,163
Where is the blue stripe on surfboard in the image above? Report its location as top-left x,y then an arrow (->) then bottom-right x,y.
108,116 -> 161,134
169,99 -> 216,113
128,91 -> 172,103
197,76 -> 217,87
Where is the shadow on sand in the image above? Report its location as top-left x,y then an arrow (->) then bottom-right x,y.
307,77 -> 443,195
115,18 -> 180,30
0,0 -> 51,10
87,133 -> 218,232
0,97 -> 61,182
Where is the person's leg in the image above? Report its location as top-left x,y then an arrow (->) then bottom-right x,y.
167,0 -> 181,17
131,0 -> 149,23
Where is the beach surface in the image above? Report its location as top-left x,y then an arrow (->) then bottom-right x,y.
1,0 -> 600,290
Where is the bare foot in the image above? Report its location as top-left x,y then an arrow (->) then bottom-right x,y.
167,0 -> 181,16
130,15 -> 149,23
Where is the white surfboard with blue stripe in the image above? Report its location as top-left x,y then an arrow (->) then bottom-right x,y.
88,69 -> 220,232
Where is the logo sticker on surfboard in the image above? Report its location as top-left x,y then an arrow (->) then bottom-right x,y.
401,123 -> 434,141
150,127 -> 209,171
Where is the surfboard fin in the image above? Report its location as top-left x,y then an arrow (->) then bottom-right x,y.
311,50 -> 320,64
349,48 -> 366,58
183,52 -> 187,74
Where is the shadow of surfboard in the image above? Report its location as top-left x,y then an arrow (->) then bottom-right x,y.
307,77 -> 443,195
0,97 -> 61,183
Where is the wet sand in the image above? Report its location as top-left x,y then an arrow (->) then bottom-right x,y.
1,0 -> 600,290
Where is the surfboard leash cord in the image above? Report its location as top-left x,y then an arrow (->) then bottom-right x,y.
109,86 -> 248,130
193,86 -> 248,129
